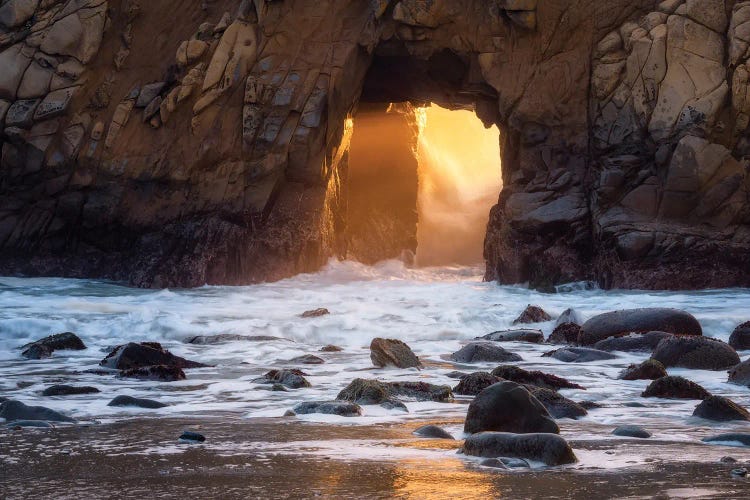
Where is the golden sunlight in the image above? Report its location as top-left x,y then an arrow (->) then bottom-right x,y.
415,104 -> 502,267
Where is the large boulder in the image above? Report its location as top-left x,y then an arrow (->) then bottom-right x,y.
579,308 -> 702,345
101,342 -> 207,370
290,401 -> 362,417
478,329 -> 544,343
542,347 -> 616,363
464,381 -> 559,435
21,332 -> 86,359
370,338 -> 421,368
0,400 -> 75,422
453,372 -> 502,395
693,396 -> 750,422
462,432 -> 577,466
529,387 -> 587,419
641,376 -> 710,400
619,359 -> 667,380
651,336 -> 740,370
451,342 -> 522,363
490,365 -> 584,390
512,305 -> 552,324
728,359 -> 750,386
729,322 -> 750,350
547,323 -> 581,345
593,331 -> 673,352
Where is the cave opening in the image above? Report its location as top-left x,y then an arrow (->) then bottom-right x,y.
345,101 -> 501,267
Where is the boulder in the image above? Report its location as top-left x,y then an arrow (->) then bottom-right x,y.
119,365 -> 186,382
728,359 -> 750,386
529,387 -> 587,419
464,381 -> 559,434
594,331 -> 673,352
135,82 -> 166,108
490,365 -> 585,390
478,329 -> 544,343
693,396 -> 750,422
108,395 -> 167,409
512,305 -> 552,324
187,334 -> 284,344
729,322 -> 750,350
288,354 -> 325,365
451,342 -> 522,363
254,369 -> 310,389
619,359 -> 667,380
337,378 -> 452,404
547,323 -> 581,345
579,308 -> 702,345
703,434 -> 750,446
462,432 -> 577,466
21,332 -> 86,359
555,308 -> 583,326
651,336 -> 740,370
384,381 -> 453,402
290,401 -> 362,417
612,425 -> 651,438
100,342 -> 208,370
542,347 -> 616,363
0,400 -> 74,422
370,338 -> 421,368
453,372 -> 501,396
300,308 -> 330,318
413,425 -> 454,439
41,385 -> 99,396
337,378 -> 389,404
641,376 -> 710,400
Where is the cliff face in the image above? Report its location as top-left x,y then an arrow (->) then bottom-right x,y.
0,0 -> 748,289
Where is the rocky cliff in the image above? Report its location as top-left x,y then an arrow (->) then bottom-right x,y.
0,0 -> 748,289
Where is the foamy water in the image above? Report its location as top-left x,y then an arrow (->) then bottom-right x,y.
2,259 -> 750,468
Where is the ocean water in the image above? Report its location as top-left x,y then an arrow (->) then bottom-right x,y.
2,259 -> 750,471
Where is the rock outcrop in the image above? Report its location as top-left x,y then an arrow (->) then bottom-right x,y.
1,1 -> 749,290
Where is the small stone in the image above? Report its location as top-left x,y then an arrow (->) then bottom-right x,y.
320,345 -> 342,352
542,346 -> 616,363
619,359 -> 667,380
512,305 -> 552,324
413,425 -> 454,439
179,431 -> 206,442
479,329 -> 544,343
42,385 -> 100,396
612,425 -> 652,438
301,308 -> 330,318
108,395 -> 167,409
450,342 -> 522,363
288,354 -> 324,365
721,456 -> 738,464
135,82 -> 165,108
291,401 -> 362,417
731,468 -> 748,478
254,369 -> 310,389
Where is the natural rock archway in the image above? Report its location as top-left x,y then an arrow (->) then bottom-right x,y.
0,0 -> 748,289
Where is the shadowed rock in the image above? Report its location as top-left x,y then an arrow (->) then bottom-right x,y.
641,376 -> 710,400
491,365 -> 585,390
0,400 -> 75,422
479,329 -> 544,343
462,432 -> 576,466
547,323 -> 581,345
179,431 -> 205,442
729,322 -> 750,350
619,359 -> 667,380
320,345 -> 343,352
594,331 -> 673,352
542,347 -> 616,363
579,308 -> 702,345
529,387 -> 587,419
703,434 -> 750,446
101,342 -> 208,370
288,354 -> 325,365
693,396 -> 750,422
451,342 -> 522,363
119,365 -> 186,382
453,372 -> 501,396
512,305 -> 552,325
413,425 -> 454,440
42,385 -> 100,396
728,359 -> 750,387
291,401 -> 361,417
337,378 -> 452,404
108,395 -> 167,409
21,332 -> 86,359
255,369 -> 311,389
464,381 -> 559,435
370,338 -> 421,368
612,425 -> 651,438
555,308 -> 582,327
652,336 -> 740,370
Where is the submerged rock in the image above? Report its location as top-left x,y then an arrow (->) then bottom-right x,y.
512,305 -> 552,325
481,457 -> 531,469
651,336 -> 740,370
0,400 -> 75,423
490,365 -> 585,390
291,401 -> 362,417
101,342 -> 208,370
612,425 -> 651,438
320,345 -> 343,352
119,365 -> 186,382
462,432 -> 577,466
179,431 -> 206,442
555,308 -> 583,327
464,382 -> 559,435
385,381 -> 453,402
288,354 -> 325,365
187,334 -> 284,344
42,385 -> 100,396
641,376 -> 710,400
255,369 -> 311,389
21,332 -> 86,359
108,395 -> 167,409
337,378 -> 452,404
450,342 -> 522,363
413,425 -> 454,440
729,322 -> 750,350
6,420 -> 54,428
728,359 -> 750,386
579,308 -> 702,345
547,323 -> 581,345
370,338 -> 421,368
337,378 -> 389,404
300,308 -> 330,318
542,347 -> 616,363
478,329 -> 544,343
703,434 -> 750,446
593,331 -> 673,352
529,387 -> 587,419
693,396 -> 750,422
453,372 -> 501,396
619,359 -> 667,380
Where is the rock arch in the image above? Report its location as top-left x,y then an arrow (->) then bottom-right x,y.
0,0 -> 748,289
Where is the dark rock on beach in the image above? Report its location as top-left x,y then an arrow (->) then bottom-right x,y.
462,432 -> 577,466
529,387 -> 587,419
0,400 -> 75,423
547,323 -> 582,345
693,396 -> 750,422
119,365 -> 186,382
255,369 -> 311,389
101,342 -> 208,370
479,329 -> 544,343
612,425 -> 651,438
453,372 -> 502,396
651,336 -> 740,370
42,385 -> 100,396
490,365 -> 585,390
451,342 -> 522,363
21,332 -> 86,359
464,382 -> 559,435
179,431 -> 206,442
579,308 -> 702,346
413,425 -> 454,440
594,331 -> 673,352
291,401 -> 362,417
370,338 -> 421,368
619,359 -> 667,380
729,322 -> 750,350
641,376 -> 710,400
728,359 -> 750,387
108,395 -> 167,409
512,305 -> 552,325
542,347 -> 616,363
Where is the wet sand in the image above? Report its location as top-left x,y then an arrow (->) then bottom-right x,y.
2,417 -> 750,499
